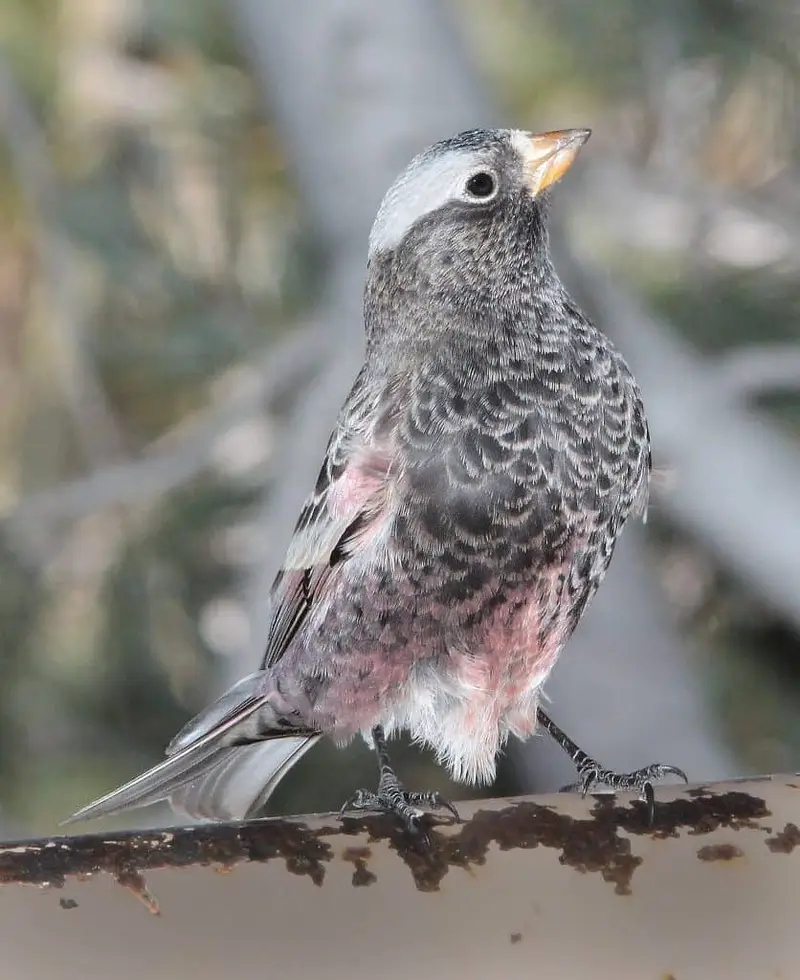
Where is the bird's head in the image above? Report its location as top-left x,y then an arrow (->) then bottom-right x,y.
369,128 -> 590,259
365,127 -> 590,326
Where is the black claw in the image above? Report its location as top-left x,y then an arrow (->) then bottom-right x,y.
558,759 -> 687,825
579,767 -> 601,798
406,815 -> 431,848
442,799 -> 461,823
538,708 -> 687,824
641,781 -> 656,825
342,726 -> 458,840
405,791 -> 461,823
338,789 -> 367,817
660,765 -> 689,784
340,787 -> 458,838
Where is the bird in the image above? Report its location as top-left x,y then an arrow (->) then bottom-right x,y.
65,127 -> 686,834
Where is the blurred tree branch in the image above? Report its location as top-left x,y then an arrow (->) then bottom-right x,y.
712,344 -> 800,401
1,324 -> 324,564
0,55 -> 124,466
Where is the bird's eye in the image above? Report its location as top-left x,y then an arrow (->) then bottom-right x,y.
465,171 -> 496,199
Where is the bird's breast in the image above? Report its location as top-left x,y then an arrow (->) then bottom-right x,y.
371,572 -> 575,786
448,579 -> 567,716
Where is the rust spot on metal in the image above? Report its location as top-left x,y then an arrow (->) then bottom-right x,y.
634,789 -> 770,838
766,822 -> 800,854
0,787 -> 771,902
510,932 -> 523,944
344,800 -> 643,895
115,869 -> 160,916
0,821 -> 333,893
244,821 -> 332,885
59,897 -> 78,910
696,843 -> 744,862
341,845 -> 377,887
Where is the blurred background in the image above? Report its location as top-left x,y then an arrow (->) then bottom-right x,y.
0,0 -> 798,837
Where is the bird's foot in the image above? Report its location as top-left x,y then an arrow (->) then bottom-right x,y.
340,785 -> 459,838
536,707 -> 687,824
340,725 -> 459,841
561,760 -> 688,824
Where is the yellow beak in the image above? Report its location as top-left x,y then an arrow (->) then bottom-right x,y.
518,128 -> 591,196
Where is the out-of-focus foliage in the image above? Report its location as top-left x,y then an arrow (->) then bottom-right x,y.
0,0 -> 308,831
0,0 -> 798,833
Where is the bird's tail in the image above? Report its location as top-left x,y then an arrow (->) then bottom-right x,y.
168,737 -> 320,822
62,672 -> 319,825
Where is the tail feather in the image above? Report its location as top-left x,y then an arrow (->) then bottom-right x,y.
62,739 -> 230,825
170,736 -> 320,822
62,671 -> 318,826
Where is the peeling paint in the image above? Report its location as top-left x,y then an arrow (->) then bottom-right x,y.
339,789 -> 769,895
642,789 -> 769,838
115,869 -> 160,916
341,846 -> 377,887
0,786 -> 772,902
214,862 -> 237,875
766,823 -> 800,854
696,843 -> 744,862
341,800 -> 646,894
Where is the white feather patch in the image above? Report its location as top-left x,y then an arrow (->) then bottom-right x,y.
372,659 -> 555,787
368,135 -> 523,256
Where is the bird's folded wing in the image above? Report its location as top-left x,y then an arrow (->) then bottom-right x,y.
261,372 -> 402,670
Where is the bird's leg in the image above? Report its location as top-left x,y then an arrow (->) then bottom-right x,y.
340,725 -> 460,836
536,707 -> 687,823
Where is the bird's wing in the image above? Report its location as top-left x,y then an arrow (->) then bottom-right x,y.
632,420 -> 652,522
262,368 -> 401,669
63,370 -> 404,825
62,674 -> 275,823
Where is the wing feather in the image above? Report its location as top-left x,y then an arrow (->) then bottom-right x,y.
261,372 -> 401,669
